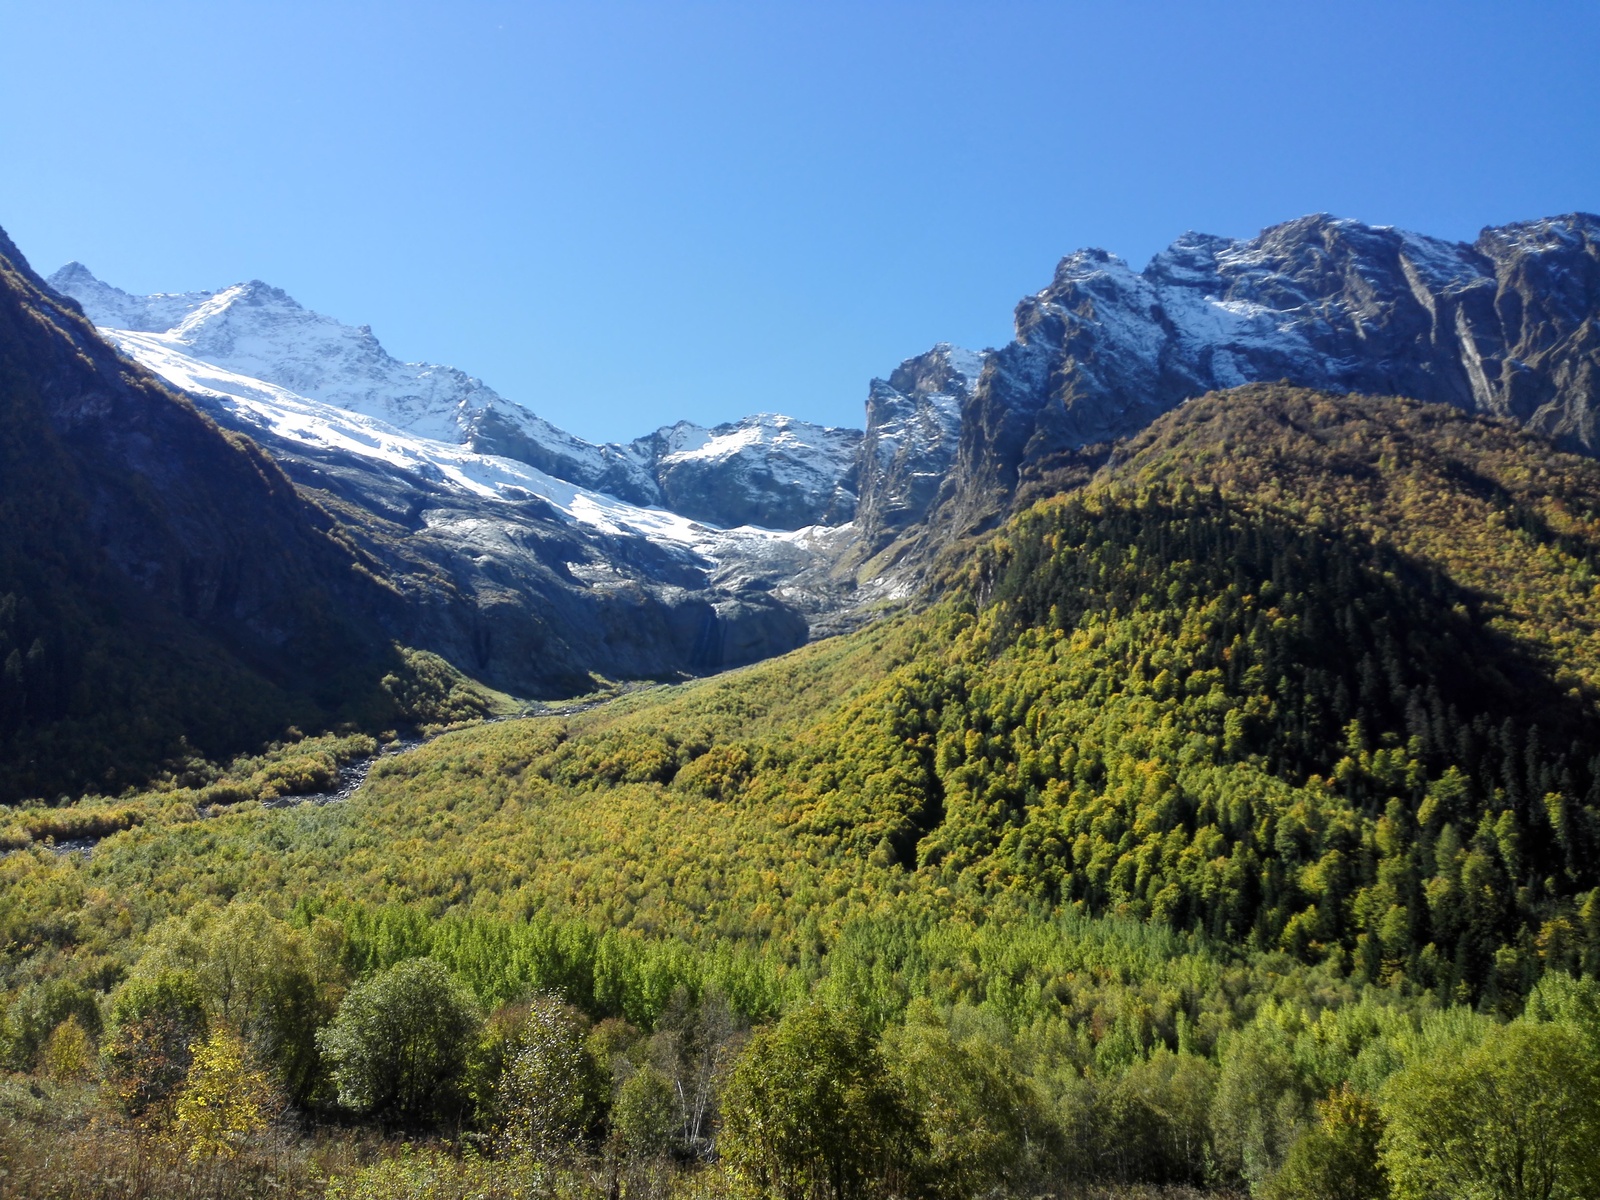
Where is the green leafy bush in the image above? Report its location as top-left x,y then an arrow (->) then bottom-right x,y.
317,958 -> 482,1128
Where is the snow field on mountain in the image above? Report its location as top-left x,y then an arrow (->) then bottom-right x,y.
52,263 -> 874,531
99,328 -> 821,564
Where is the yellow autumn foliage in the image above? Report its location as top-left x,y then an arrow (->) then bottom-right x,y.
172,1025 -> 278,1159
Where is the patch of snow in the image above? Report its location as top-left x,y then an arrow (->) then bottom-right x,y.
941,345 -> 987,383
1396,231 -> 1481,290
1483,217 -> 1590,256
660,421 -> 769,465
658,413 -> 855,469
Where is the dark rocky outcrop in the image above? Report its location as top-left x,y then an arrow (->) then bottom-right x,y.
0,225 -> 412,797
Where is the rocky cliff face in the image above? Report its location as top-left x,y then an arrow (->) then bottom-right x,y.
274,434 -> 813,694
6,241 -> 396,669
931,213 -> 1600,539
851,344 -> 983,559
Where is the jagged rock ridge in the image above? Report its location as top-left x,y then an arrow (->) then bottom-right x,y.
940,212 -> 1600,538
852,343 -> 984,561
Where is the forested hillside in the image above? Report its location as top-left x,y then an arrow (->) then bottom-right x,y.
5,385 -> 1600,1198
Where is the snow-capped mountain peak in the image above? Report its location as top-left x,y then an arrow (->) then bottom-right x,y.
50,261 -> 214,333
47,263 -> 872,532
52,263 -> 499,444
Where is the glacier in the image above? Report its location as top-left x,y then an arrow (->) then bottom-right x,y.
49,263 -> 864,531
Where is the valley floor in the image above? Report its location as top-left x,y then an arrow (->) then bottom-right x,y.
8,388 -> 1600,1199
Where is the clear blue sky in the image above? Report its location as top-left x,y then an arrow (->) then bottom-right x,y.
2,1 -> 1597,442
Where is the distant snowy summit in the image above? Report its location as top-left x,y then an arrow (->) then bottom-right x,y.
49,263 -> 518,444
48,263 -> 866,531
